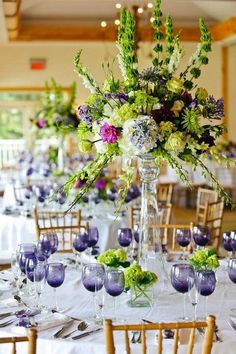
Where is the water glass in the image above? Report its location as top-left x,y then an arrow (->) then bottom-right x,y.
104,269 -> 125,321
187,272 -> 199,320
171,263 -> 194,320
230,231 -> 236,257
176,228 -> 191,260
192,225 -> 210,248
87,227 -> 99,258
46,263 -> 65,310
195,270 -> 216,319
41,233 -> 59,255
34,263 -> 46,308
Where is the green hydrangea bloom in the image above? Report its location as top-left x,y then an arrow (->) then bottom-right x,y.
124,263 -> 158,290
165,132 -> 185,152
166,77 -> 183,93
134,90 -> 159,107
195,87 -> 208,101
115,249 -> 127,263
159,121 -> 175,135
97,248 -> 128,268
189,248 -> 219,271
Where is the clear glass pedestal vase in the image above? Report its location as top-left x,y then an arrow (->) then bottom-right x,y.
128,285 -> 154,308
137,154 -> 168,286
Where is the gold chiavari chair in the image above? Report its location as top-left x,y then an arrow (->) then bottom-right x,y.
196,188 -> 218,225
34,208 -> 81,252
160,222 -> 193,251
104,315 -> 215,354
0,328 -> 37,354
157,183 -> 173,204
202,200 -> 224,249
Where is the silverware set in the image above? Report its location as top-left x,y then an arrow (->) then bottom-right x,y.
53,320 -> 90,339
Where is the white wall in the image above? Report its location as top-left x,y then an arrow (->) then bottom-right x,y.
228,44 -> 236,141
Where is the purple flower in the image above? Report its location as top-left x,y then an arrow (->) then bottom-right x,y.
151,107 -> 174,124
76,105 -> 93,125
104,92 -> 128,104
36,119 -> 46,129
53,113 -> 61,122
138,67 -> 166,84
190,98 -> 198,109
182,92 -> 193,106
100,123 -> 119,143
95,178 -> 107,190
74,179 -> 86,189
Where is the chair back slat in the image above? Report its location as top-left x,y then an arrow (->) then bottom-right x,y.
202,200 -> 224,249
34,208 -> 81,251
104,316 -> 215,354
0,329 -> 37,354
196,188 -> 218,225
157,183 -> 173,204
160,223 -> 193,252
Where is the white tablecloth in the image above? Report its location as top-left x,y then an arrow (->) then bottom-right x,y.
0,202 -> 127,254
0,258 -> 235,353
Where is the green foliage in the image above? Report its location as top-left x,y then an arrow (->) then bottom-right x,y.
97,249 -> 130,268
189,248 -> 219,271
124,263 -> 158,291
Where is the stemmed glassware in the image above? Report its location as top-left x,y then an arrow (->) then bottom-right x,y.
104,269 -> 125,321
118,228 -> 132,251
11,251 -> 21,292
41,233 -> 59,258
228,258 -> 236,284
34,263 -> 46,309
87,227 -> 99,258
187,271 -> 199,321
230,231 -> 236,257
195,270 -> 216,319
192,225 -> 210,249
222,232 -> 233,258
171,263 -> 194,320
82,263 -> 105,322
46,263 -> 65,311
72,232 -> 88,269
176,228 -> 191,260
25,256 -> 37,295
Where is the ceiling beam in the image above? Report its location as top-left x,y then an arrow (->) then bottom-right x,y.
11,23 -> 202,42
2,0 -> 21,40
210,17 -> 236,42
0,1 -> 8,43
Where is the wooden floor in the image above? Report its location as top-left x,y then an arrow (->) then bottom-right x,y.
172,207 -> 236,232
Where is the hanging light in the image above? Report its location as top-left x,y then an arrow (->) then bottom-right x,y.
147,3 -> 153,9
137,7 -> 143,14
114,19 -> 120,26
150,17 -> 154,23
115,3 -> 122,9
101,21 -> 107,28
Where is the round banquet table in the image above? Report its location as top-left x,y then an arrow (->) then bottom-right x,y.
0,257 -> 235,353
0,202 -> 127,254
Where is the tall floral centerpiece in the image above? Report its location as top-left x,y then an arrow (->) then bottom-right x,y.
63,0 -> 233,272
32,79 -> 79,170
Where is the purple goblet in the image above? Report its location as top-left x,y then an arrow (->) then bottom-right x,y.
82,263 -> 105,320
72,232 -> 88,268
192,225 -> 210,248
118,228 -> 132,248
230,231 -> 236,256
228,258 -> 236,284
222,232 -> 233,257
41,233 -> 59,255
196,270 -> 216,318
104,269 -> 125,320
46,263 -> 65,310
171,263 -> 194,320
176,228 -> 191,259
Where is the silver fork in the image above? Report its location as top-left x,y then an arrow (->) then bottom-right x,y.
131,331 -> 139,343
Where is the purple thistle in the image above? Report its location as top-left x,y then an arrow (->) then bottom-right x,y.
138,67 -> 166,84
104,92 -> 128,104
190,98 -> 198,109
36,118 -> 46,129
76,105 -> 93,125
100,123 -> 119,143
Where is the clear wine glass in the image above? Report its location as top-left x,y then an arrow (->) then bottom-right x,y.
192,225 -> 210,249
72,232 -> 88,269
104,269 -> 125,321
118,228 -> 132,253
46,263 -> 65,311
176,228 -> 191,260
35,241 -> 48,262
25,256 -> 37,296
82,263 -> 105,322
171,263 -> 194,320
195,270 -> 216,319
34,263 -> 46,309
11,251 -> 21,292
187,271 -> 199,321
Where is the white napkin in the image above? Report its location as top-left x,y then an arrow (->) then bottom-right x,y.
0,297 -> 19,308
